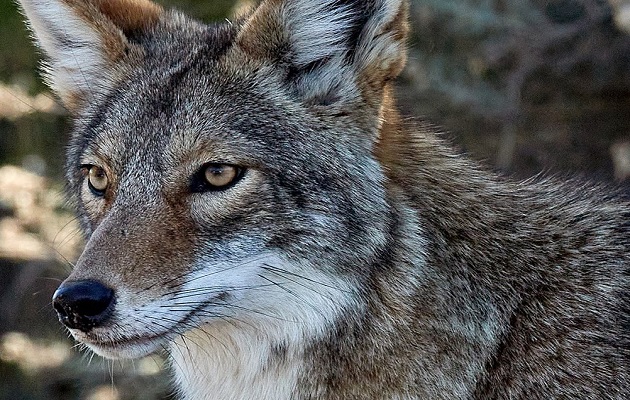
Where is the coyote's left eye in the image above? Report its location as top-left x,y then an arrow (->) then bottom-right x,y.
192,163 -> 244,192
84,165 -> 109,196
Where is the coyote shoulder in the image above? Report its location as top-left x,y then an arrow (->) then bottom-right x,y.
19,0 -> 629,398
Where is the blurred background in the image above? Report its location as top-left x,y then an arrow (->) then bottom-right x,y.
1,0 -> 629,399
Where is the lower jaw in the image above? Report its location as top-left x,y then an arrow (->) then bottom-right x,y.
80,335 -> 168,360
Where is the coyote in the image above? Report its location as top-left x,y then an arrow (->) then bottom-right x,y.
19,0 -> 629,398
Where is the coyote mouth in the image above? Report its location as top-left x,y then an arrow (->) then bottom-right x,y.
74,298 -> 220,359
91,332 -> 167,348
75,329 -> 172,359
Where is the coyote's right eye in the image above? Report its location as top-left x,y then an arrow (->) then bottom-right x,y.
84,165 -> 109,196
191,163 -> 244,193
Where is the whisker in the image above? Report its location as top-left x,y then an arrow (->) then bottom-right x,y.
256,274 -> 333,322
166,283 -> 276,301
144,254 -> 272,295
261,264 -> 353,294
36,276 -> 64,283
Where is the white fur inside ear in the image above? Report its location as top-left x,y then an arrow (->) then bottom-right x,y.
275,0 -> 362,104
274,0 -> 406,104
280,0 -> 405,69
281,0 -> 355,68
19,0 -> 116,106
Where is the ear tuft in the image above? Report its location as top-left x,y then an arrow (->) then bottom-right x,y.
18,0 -> 163,113
237,0 -> 408,107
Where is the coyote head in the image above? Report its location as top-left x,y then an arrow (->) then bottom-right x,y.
19,0 -> 409,359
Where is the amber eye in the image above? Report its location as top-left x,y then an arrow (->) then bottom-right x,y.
204,164 -> 240,188
191,163 -> 244,193
87,166 -> 108,195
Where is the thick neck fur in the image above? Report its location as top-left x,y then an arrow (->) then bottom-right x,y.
372,86 -> 629,398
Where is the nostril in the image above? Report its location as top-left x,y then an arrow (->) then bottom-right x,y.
52,280 -> 115,332
53,298 -> 69,318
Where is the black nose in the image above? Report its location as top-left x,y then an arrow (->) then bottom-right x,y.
52,280 -> 115,332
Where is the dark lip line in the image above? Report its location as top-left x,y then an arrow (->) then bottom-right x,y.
88,330 -> 170,349
82,298 -> 218,349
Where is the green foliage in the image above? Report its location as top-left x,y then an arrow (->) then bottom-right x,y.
0,360 -> 43,400
0,0 -> 41,92
161,0 -> 238,21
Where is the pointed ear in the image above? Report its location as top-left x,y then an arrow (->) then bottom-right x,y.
18,0 -> 163,113
236,0 -> 408,107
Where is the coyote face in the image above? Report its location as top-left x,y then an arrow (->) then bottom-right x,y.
19,0 -> 629,398
19,0 -> 406,360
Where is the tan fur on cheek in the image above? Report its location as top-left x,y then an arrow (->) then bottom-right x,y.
69,199 -> 198,299
80,188 -> 108,224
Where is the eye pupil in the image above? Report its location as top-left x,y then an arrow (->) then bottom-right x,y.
208,166 -> 224,175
